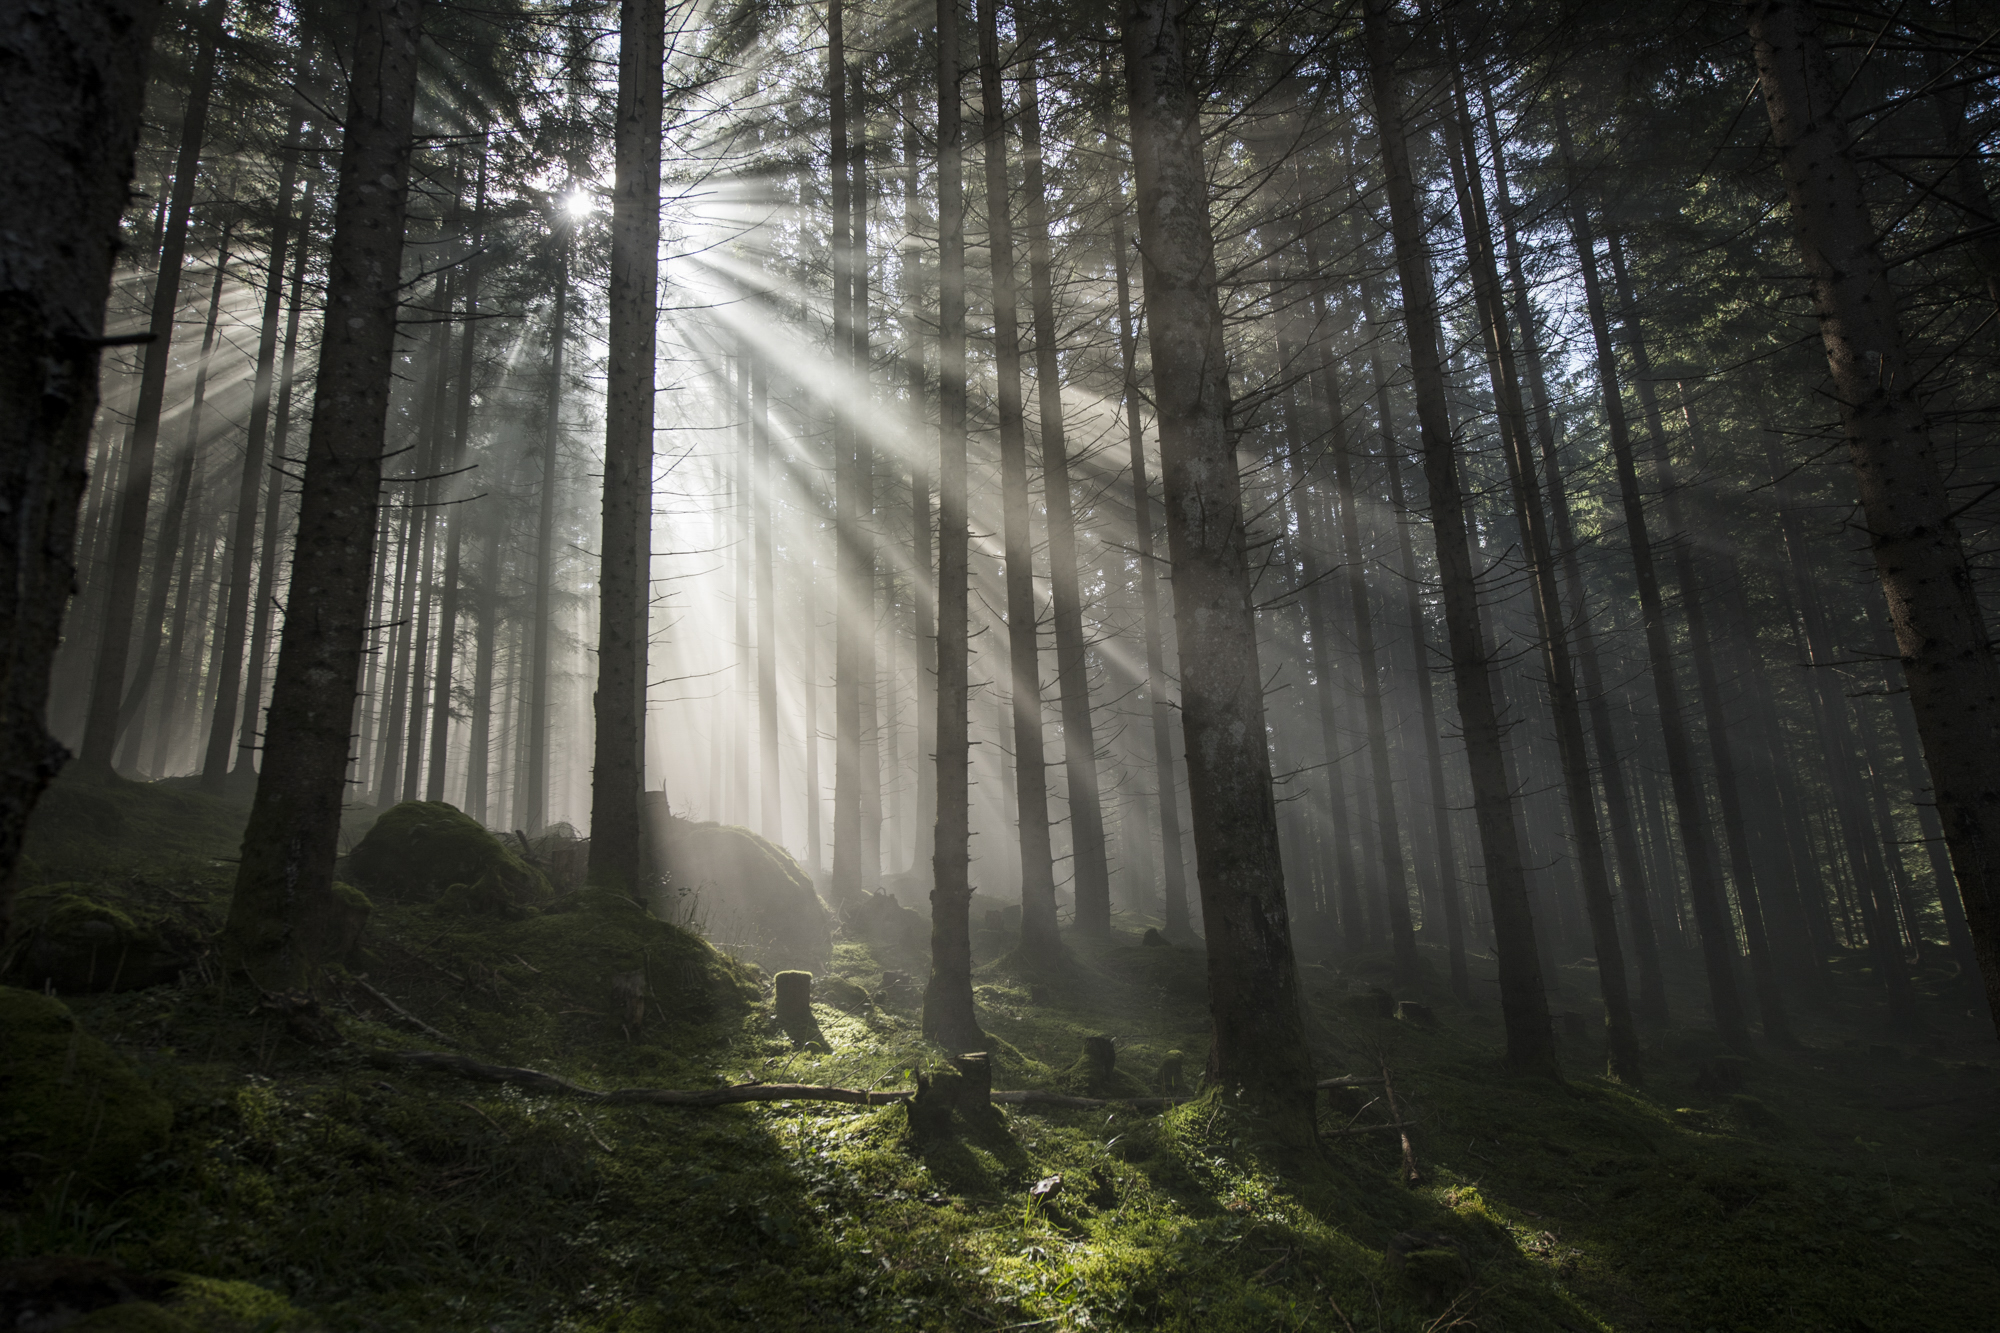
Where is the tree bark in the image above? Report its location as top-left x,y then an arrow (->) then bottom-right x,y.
1743,0 -> 2000,1035
901,81 -> 935,878
922,0 -> 985,1052
76,0 -> 224,777
224,0 -> 422,988
1122,0 -> 1315,1127
979,0 -> 1059,957
0,0 -> 160,923
587,0 -> 663,890
1362,0 -> 1554,1072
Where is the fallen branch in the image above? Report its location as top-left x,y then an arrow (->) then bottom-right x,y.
1317,1075 -> 1385,1088
992,1090 -> 1198,1110
1323,1120 -> 1419,1138
351,979 -> 462,1047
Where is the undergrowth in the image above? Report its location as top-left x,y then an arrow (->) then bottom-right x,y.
3,773 -> 1997,1331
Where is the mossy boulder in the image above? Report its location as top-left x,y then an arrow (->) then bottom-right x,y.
345,801 -> 551,911
0,988 -> 172,1190
643,801 -> 831,971
5,883 -> 191,993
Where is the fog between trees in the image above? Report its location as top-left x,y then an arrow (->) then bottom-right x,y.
8,0 -> 2000,1114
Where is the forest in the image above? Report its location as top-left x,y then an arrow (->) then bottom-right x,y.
2,0 -> 1998,1328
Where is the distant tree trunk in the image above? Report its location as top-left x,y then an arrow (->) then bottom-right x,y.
523,248 -> 569,833
1768,440 -> 1921,1027
1365,334 -> 1470,1002
804,561 -> 825,878
371,504 -> 416,805
463,478 -> 506,824
979,0 -> 1059,956
224,0 -> 423,988
828,0 -> 867,906
1601,235 -> 1789,1044
1479,103 -> 1668,1026
587,0 -> 662,889
1362,0 -> 1554,1072
1111,204 -> 1190,939
1556,106 -> 1748,1047
426,149 -> 487,804
116,225 -> 233,768
1279,329 -> 1361,950
398,276 -> 455,803
203,126 -> 303,792
146,476 -> 208,776
1744,0 -> 2000,1036
236,182 -> 316,783
754,351 -> 780,838
852,95 -> 882,888
1019,62 -> 1111,936
75,0 -> 222,777
733,352 -> 753,825
923,0 -> 984,1051
1122,0 -> 1315,1126
901,81 -> 936,878
1441,83 -> 1642,1079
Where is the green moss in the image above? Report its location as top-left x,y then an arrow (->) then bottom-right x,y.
344,801 -> 550,908
0,986 -> 171,1189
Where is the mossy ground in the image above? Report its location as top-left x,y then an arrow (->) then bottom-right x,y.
5,773 -> 1998,1330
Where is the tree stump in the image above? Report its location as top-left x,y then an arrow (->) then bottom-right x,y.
951,1051 -> 992,1105
1083,1036 -> 1117,1083
774,971 -> 813,1032
1396,1000 -> 1437,1028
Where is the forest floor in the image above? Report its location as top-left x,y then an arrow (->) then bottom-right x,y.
4,773 -> 1998,1332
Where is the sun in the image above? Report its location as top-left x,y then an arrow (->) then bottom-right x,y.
563,188 -> 595,219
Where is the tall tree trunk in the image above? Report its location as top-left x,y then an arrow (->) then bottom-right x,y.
1556,107 -> 1748,1047
587,0 -> 663,890
236,179 -> 316,783
1743,0 -> 2000,1035
203,125 -> 303,791
426,148 -> 487,804
828,0 -> 868,906
1441,83 -> 1641,1078
1019,61 -> 1111,936
523,249 -> 569,833
224,0 -> 422,988
1112,204 -> 1190,939
76,0 -> 225,775
922,0 -> 985,1052
1362,0 -> 1554,1072
853,97 -> 882,890
1301,249 -> 1419,984
979,0 -> 1059,956
1122,0 -> 1315,1126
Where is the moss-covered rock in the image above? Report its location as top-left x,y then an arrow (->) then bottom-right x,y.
344,801 -> 551,909
5,883 -> 191,993
0,988 -> 171,1190
644,803 -> 831,970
